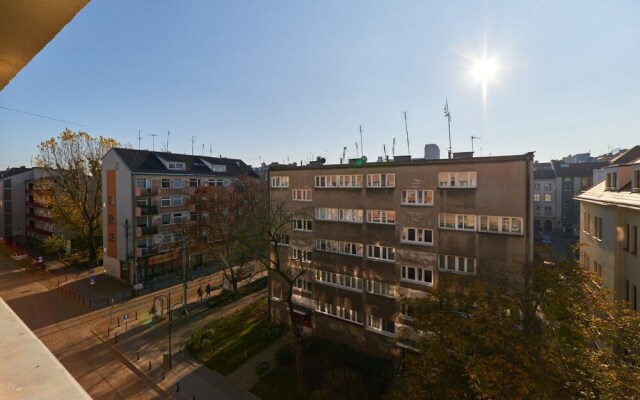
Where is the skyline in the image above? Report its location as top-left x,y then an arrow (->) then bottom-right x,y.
1,1 -> 639,169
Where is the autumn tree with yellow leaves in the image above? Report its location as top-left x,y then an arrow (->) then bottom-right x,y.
35,129 -> 119,266
397,250 -> 640,400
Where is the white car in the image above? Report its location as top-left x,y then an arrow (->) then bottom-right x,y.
10,253 -> 28,261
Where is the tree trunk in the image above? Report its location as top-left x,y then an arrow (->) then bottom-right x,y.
287,297 -> 304,374
87,225 -> 97,266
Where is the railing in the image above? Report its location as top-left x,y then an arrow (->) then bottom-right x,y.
139,206 -> 158,216
141,226 -> 158,235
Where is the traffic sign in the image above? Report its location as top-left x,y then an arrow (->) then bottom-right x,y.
123,313 -> 129,321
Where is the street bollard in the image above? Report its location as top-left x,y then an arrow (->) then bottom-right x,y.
118,317 -> 120,327
148,361 -> 151,370
135,311 -> 138,320
162,371 -> 165,380
137,352 -> 140,361
176,382 -> 180,392
115,333 -> 118,343
66,275 -> 68,282
107,326 -> 110,336
193,395 -> 195,400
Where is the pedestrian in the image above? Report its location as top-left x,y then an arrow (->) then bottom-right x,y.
197,285 -> 203,301
205,283 -> 212,298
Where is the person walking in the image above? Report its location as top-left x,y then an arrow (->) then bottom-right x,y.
205,283 -> 212,298
197,285 -> 203,301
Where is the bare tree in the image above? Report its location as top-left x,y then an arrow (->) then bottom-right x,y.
35,129 -> 119,265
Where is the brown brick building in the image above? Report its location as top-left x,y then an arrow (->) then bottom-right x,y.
268,153 -> 534,358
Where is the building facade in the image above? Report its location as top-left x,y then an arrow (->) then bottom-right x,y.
533,163 -> 557,233
268,153 -> 534,358
577,148 -> 640,310
101,148 -> 257,286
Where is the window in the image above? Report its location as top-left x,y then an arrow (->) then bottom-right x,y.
315,239 -> 363,256
401,190 -> 434,206
438,214 -> 476,231
135,178 -> 149,188
292,189 -> 312,201
584,212 -> 591,234
366,173 -> 395,188
593,216 -> 603,240
367,315 -> 395,335
544,206 -> 552,216
172,213 -> 183,224
109,233 -> 115,241
211,164 -> 226,172
544,194 -> 552,202
161,197 -> 171,207
190,212 -> 197,221
189,178 -> 199,187
168,162 -> 185,170
400,302 -> 416,319
401,265 -> 433,286
275,234 -> 290,246
315,301 -> 363,324
633,170 -> 640,192
438,254 -> 476,275
533,193 -> 541,202
292,218 -> 313,231
109,214 -> 115,223
366,209 -> 396,224
315,270 -> 363,291
172,179 -> 182,189
161,214 -> 171,225
593,260 -> 602,277
533,183 -> 540,190
367,244 -> 395,262
478,216 -> 523,234
401,227 -> 434,245
271,176 -> 289,188
161,179 -> 170,189
294,278 -> 311,292
172,197 -> 183,207
625,224 -> 638,254
315,175 -> 364,188
108,196 -> 115,205
162,233 -> 173,244
544,183 -> 552,190
534,206 -> 540,215
316,208 -> 363,223
292,248 -> 312,263
605,172 -> 618,191
366,280 -> 396,297
438,172 -> 477,188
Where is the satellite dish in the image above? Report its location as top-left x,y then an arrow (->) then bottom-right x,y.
361,156 -> 367,163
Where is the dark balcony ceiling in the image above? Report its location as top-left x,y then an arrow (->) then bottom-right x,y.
0,0 -> 90,91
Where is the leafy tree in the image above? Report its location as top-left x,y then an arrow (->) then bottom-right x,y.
397,251 -> 640,400
311,367 -> 368,400
43,233 -> 67,260
35,129 -> 119,266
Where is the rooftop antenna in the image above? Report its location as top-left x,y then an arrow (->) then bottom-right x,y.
149,133 -> 158,151
167,131 -> 170,152
138,130 -> 142,150
471,136 -> 481,153
202,144 -> 205,156
342,146 -> 347,163
392,136 -> 396,157
359,125 -> 364,158
383,144 -> 388,160
209,144 -> 212,157
444,99 -> 452,159
190,136 -> 196,155
355,142 -> 359,158
404,111 -> 411,157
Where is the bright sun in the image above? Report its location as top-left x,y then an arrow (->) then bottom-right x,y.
472,57 -> 499,84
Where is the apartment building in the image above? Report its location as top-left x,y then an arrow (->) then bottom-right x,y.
101,148 -> 258,286
268,153 -> 534,358
577,147 -> 640,310
533,163 -> 557,233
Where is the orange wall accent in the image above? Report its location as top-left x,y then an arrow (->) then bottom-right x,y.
106,170 -> 117,258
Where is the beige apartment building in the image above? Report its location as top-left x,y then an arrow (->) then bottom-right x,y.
577,148 -> 640,310
101,148 -> 257,286
268,153 -> 534,357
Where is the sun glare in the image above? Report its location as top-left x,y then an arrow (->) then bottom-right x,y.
472,58 -> 499,83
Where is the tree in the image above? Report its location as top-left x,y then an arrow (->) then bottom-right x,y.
43,233 -> 67,260
397,250 -> 640,400
190,177 -> 261,291
35,129 -> 119,266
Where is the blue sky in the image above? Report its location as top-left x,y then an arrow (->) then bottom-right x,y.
1,1 -> 639,169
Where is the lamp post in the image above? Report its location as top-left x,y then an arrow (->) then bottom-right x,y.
153,292 -> 182,370
124,219 -> 131,283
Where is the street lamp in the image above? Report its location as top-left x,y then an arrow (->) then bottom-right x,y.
153,292 -> 183,370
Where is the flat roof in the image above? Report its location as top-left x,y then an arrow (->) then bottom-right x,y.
0,297 -> 90,399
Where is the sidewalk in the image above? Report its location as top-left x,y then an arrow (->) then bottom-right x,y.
92,286 -> 268,400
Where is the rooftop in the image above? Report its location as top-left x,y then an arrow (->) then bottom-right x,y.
576,181 -> 640,209
550,160 -> 608,177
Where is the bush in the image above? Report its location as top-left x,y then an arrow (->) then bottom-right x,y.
206,276 -> 268,309
275,342 -> 294,365
255,361 -> 271,380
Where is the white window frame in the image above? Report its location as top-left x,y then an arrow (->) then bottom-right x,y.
366,173 -> 395,188
437,172 -> 477,188
401,227 -> 434,245
292,218 -> 313,232
315,174 -> 363,188
172,197 -> 183,207
366,209 -> 396,224
438,214 -> 476,231
401,189 -> 434,206
316,207 -> 363,223
292,247 -> 312,263
171,178 -> 183,189
315,270 -> 363,292
401,265 -> 434,286
366,244 -> 395,262
160,197 -> 171,207
294,277 -> 311,292
168,162 -> 185,170
271,176 -> 289,188
478,215 -> 523,235
315,301 -> 363,325
367,315 -> 396,336
315,239 -> 363,257
438,254 -> 476,275
161,179 -> 171,189
366,280 -> 396,297
292,189 -> 312,202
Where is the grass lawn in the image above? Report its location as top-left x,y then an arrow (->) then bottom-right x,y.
251,338 -> 395,400
186,297 -> 282,375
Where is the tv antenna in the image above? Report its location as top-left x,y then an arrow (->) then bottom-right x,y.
383,144 -> 388,160
342,146 -> 347,163
190,136 -> 196,155
138,130 -> 142,150
166,131 -> 170,152
149,133 -> 158,151
392,136 -> 396,157
202,144 -> 205,156
359,125 -> 364,158
355,142 -> 359,158
444,99 -> 452,159
209,144 -> 212,157
471,136 -> 481,153
404,111 -> 411,157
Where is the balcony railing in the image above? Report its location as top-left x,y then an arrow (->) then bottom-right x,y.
135,186 -> 159,197
140,226 -> 158,235
139,206 -> 158,216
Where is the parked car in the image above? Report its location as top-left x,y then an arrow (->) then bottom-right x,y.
542,234 -> 552,245
10,253 -> 28,261
31,257 -> 46,270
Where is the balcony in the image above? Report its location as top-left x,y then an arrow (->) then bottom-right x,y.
137,226 -> 158,236
135,186 -> 159,197
138,206 -> 158,216
136,245 -> 159,257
